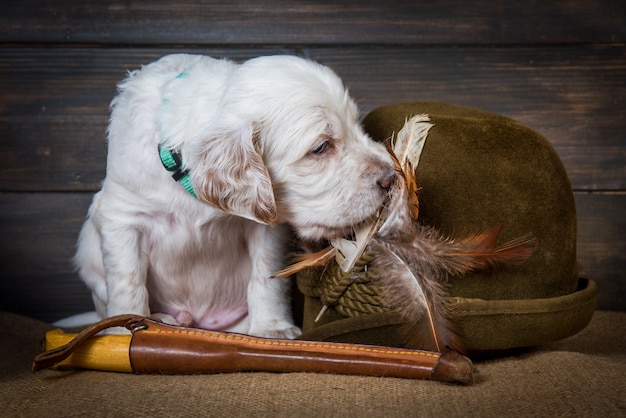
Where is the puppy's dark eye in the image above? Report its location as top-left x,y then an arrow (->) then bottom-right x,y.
311,141 -> 331,155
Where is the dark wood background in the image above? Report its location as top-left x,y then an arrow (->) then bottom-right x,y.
1,1 -> 624,322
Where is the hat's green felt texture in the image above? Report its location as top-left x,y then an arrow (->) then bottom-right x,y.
297,102 -> 596,352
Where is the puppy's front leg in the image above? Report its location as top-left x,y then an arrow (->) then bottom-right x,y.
100,224 -> 151,321
247,225 -> 301,339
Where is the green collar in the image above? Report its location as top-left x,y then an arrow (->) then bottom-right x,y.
158,144 -> 198,198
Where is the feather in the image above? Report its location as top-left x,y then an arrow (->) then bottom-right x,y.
393,223 -> 537,278
449,225 -> 537,274
271,246 -> 336,279
330,215 -> 385,273
384,141 -> 419,220
369,235 -> 464,353
386,114 -> 431,221
271,213 -> 385,278
385,140 -> 403,174
404,160 -> 419,220
391,114 -> 432,170
368,222 -> 535,353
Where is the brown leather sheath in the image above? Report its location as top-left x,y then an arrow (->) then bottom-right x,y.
130,318 -> 473,383
34,315 -> 474,384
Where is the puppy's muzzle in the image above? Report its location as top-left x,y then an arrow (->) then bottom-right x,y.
377,171 -> 396,191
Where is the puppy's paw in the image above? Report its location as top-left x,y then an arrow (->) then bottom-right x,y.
99,326 -> 131,335
150,312 -> 193,327
249,320 -> 302,339
268,325 -> 302,339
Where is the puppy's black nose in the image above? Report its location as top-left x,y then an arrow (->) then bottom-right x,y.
377,171 -> 396,191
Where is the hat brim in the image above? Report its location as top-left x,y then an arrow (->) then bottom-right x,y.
298,278 -> 596,352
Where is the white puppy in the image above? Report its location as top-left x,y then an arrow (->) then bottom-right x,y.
74,54 -> 394,338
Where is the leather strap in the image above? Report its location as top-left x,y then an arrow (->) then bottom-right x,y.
129,318 -> 474,384
32,314 -> 143,371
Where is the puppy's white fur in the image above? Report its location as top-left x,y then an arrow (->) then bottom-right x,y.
74,54 -> 394,338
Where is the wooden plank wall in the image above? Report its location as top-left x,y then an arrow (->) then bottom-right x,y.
1,1 -> 624,322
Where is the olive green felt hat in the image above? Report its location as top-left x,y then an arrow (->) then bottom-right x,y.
296,102 -> 596,353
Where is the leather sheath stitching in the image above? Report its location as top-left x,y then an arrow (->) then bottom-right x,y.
143,326 -> 440,358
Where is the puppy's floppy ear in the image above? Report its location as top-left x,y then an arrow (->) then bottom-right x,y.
191,123 -> 278,226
